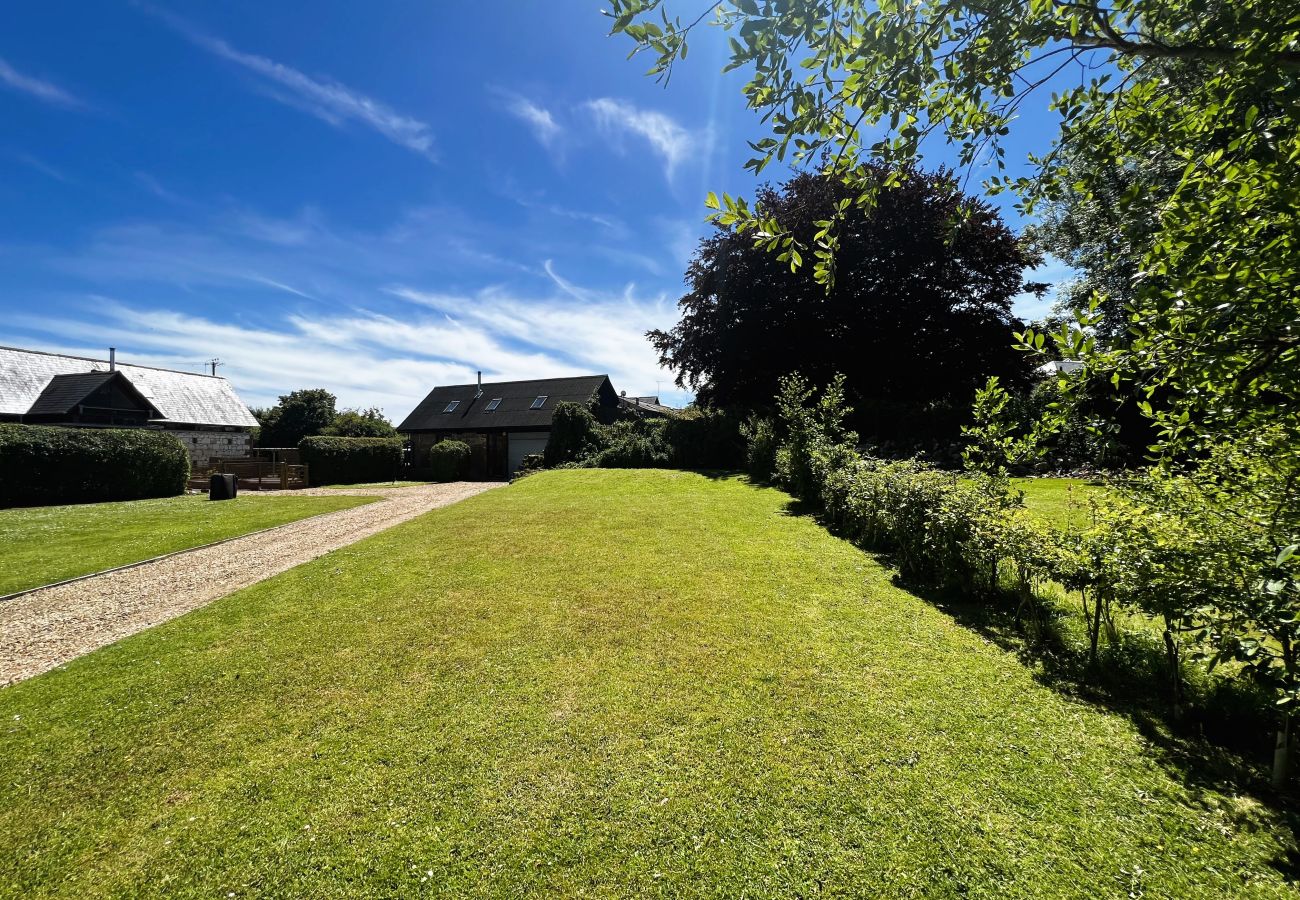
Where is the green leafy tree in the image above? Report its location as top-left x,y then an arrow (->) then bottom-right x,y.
256,389 -> 337,447
607,0 -> 1298,459
1023,147 -> 1170,345
325,407 -> 397,438
960,377 -> 1047,478
652,167 -> 1039,444
772,372 -> 857,502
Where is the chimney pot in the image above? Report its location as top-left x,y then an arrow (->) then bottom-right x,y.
109,347 -> 116,371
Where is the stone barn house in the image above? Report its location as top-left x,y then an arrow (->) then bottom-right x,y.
398,374 -> 625,480
0,345 -> 259,466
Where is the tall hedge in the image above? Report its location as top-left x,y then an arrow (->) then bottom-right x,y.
0,424 -> 190,508
661,409 -> 744,469
298,435 -> 403,486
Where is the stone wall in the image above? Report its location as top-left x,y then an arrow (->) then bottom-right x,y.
167,428 -> 252,467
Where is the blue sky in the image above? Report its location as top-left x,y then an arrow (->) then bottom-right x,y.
1,2 -> 1069,418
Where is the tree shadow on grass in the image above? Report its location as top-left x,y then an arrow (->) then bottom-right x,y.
918,581 -> 1300,881
689,468 -> 751,482
775,495 -> 1300,880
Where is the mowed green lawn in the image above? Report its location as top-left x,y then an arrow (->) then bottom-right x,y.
0,493 -> 375,595
1013,476 -> 1106,530
0,470 -> 1293,898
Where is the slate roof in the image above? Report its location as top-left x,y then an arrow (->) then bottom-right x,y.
26,371 -> 162,418
399,375 -> 614,432
0,346 -> 259,427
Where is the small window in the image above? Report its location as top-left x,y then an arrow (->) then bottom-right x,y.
530,395 -> 548,409
485,397 -> 502,411
443,400 -> 459,413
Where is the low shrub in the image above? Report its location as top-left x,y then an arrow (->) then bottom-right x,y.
517,453 -> 545,475
428,440 -> 471,482
299,435 -> 402,486
0,424 -> 190,507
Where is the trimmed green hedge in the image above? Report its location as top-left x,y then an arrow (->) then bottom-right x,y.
0,425 -> 190,508
428,440 -> 471,481
299,436 -> 403,486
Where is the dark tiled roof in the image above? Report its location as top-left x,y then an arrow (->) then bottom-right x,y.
399,375 -> 614,431
0,346 -> 259,427
26,371 -> 162,418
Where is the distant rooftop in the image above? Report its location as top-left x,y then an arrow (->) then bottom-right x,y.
1035,359 -> 1084,376
399,374 -> 616,431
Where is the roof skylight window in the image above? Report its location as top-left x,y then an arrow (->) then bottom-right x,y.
530,395 -> 548,409
486,397 -> 502,411
443,400 -> 459,413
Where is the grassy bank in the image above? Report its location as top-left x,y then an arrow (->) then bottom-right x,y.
0,470 -> 1292,897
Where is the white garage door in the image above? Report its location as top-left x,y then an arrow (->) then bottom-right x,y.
507,432 -> 549,475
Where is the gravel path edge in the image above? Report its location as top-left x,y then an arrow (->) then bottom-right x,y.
0,482 -> 503,686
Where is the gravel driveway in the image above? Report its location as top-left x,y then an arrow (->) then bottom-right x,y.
0,482 -> 502,686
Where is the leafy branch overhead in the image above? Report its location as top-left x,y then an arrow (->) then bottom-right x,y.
609,0 -> 1299,512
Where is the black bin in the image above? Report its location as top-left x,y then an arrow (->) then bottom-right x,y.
209,473 -> 238,501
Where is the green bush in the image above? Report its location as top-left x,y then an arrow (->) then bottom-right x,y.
660,408 -> 744,469
537,402 -> 742,473
299,436 -> 402,486
545,402 -> 602,467
772,373 -> 858,503
0,424 -> 190,507
741,415 -> 778,481
428,440 -> 471,481
772,375 -> 1298,769
586,420 -> 670,468
517,453 -> 545,475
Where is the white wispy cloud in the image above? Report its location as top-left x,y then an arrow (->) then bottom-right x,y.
231,208 -> 324,247
151,10 -> 436,161
387,269 -> 677,399
0,56 -> 83,109
584,98 -> 696,181
502,93 -> 562,149
18,201 -> 690,411
13,153 -> 72,183
10,280 -> 681,417
514,197 -> 625,236
133,172 -> 186,204
11,304 -> 464,415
